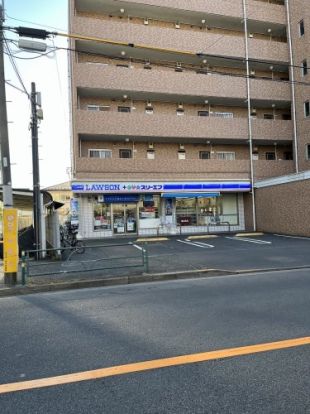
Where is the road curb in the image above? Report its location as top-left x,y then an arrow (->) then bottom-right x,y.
0,268 -> 233,298
1,265 -> 309,298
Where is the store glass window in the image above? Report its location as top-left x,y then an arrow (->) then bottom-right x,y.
176,198 -> 197,226
138,195 -> 160,220
93,203 -> 111,230
197,194 -> 239,226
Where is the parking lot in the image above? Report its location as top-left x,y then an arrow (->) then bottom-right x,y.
19,233 -> 310,284
132,233 -> 310,273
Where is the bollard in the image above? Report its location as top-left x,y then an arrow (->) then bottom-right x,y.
21,251 -> 26,286
143,242 -> 149,273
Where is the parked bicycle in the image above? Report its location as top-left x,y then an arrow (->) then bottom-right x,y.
60,223 -> 85,255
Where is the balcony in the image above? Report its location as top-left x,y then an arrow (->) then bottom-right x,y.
75,63 -> 291,104
74,0 -> 286,28
252,119 -> 293,142
254,160 -> 295,180
76,110 -> 249,141
74,157 -> 294,182
75,63 -> 247,101
75,111 -> 293,143
250,78 -> 290,102
74,157 -> 251,180
72,17 -> 289,65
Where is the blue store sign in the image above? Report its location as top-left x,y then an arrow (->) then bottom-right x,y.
72,181 -> 251,193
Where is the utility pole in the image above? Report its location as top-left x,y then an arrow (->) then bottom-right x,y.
0,3 -> 18,285
31,82 -> 41,259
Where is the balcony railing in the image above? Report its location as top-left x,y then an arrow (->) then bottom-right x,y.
75,110 -> 293,143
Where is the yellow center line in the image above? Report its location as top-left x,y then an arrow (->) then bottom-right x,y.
1,336 -> 309,395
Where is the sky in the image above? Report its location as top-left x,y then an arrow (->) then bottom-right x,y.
3,0 -> 70,189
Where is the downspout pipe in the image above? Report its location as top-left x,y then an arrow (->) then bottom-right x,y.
285,0 -> 299,173
242,0 -> 257,232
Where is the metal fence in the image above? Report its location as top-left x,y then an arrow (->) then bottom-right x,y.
21,242 -> 149,285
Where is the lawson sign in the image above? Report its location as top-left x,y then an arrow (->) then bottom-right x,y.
71,181 -> 251,193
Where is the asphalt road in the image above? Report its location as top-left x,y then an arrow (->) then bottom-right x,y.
1,268 -> 310,413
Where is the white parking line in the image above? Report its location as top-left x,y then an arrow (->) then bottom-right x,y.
274,234 -> 310,241
225,237 -> 271,245
185,239 -> 214,248
177,239 -> 214,249
133,244 -> 143,251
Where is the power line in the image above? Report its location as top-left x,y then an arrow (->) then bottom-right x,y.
4,39 -> 29,97
4,36 -> 310,91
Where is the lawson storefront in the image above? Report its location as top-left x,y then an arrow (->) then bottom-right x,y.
71,181 -> 251,238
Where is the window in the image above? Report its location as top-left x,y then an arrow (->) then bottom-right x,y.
198,111 -> 209,117
175,63 -> 183,72
178,150 -> 186,159
147,150 -> 155,159
199,151 -> 210,159
302,60 -> 308,76
216,152 -> 235,160
119,149 -> 132,158
284,151 -> 293,160
299,20 -> 305,37
211,112 -> 234,119
116,63 -> 129,68
282,113 -> 291,120
264,114 -> 274,120
87,105 -> 110,112
89,149 -> 112,159
305,101 -> 310,117
265,152 -> 276,160
307,145 -> 310,160
118,106 -> 131,113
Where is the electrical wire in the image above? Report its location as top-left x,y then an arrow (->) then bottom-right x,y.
4,37 -> 310,90
4,39 -> 30,97
4,13 -> 66,32
5,80 -> 28,95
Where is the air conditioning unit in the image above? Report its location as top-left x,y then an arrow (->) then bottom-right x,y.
250,70 -> 256,76
175,22 -> 180,29
98,195 -> 104,202
249,33 -> 254,38
144,18 -> 149,25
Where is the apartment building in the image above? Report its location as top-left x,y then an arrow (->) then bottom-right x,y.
68,0 -> 308,238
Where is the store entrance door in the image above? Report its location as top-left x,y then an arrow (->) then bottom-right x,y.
113,204 -> 137,235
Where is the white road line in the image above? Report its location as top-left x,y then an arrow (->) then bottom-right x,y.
132,244 -> 143,251
225,237 -> 271,245
274,234 -> 310,241
177,239 -> 212,249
